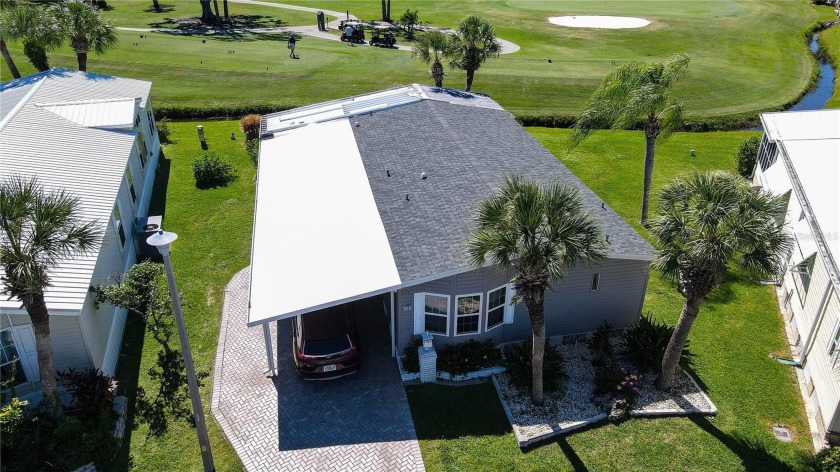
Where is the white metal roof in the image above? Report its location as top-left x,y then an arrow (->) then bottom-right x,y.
761,110 -> 840,142
761,109 -> 840,299
0,69 -> 151,314
36,97 -> 140,129
247,119 -> 402,326
263,86 -> 422,134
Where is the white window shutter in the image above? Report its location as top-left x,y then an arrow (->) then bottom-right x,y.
414,292 -> 425,334
504,283 -> 516,324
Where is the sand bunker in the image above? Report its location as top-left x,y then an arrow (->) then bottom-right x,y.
548,16 -> 651,29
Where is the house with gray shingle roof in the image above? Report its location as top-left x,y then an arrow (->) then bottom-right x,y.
248,85 -> 653,369
0,69 -> 161,398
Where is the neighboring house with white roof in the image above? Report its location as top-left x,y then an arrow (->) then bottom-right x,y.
247,85 -> 654,373
752,109 -> 840,445
0,69 -> 161,398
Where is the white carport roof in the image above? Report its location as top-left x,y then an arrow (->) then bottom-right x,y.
247,118 -> 402,326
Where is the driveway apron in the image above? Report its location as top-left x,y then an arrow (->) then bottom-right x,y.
212,267 -> 425,471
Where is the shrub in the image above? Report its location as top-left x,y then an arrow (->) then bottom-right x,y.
437,339 -> 502,377
817,446 -> 840,472
593,362 -> 621,395
191,152 -> 236,188
587,321 -> 614,367
156,117 -> 172,143
0,397 -> 30,448
613,367 -> 640,406
246,139 -> 259,167
57,368 -> 117,421
240,114 -> 262,141
622,313 -> 690,372
402,336 -> 423,373
735,134 -> 762,179
502,339 -> 568,393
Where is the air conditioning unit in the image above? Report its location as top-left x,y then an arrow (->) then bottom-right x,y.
135,215 -> 163,258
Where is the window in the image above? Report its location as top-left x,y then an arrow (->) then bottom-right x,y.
455,294 -> 481,336
423,294 -> 449,336
826,299 -> 840,363
125,168 -> 136,202
486,286 -> 507,331
133,113 -> 141,130
591,273 -> 600,291
757,134 -> 778,172
792,254 -> 816,306
113,204 -> 126,248
0,330 -> 26,389
136,129 -> 148,168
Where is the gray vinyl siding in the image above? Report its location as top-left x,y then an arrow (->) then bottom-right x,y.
1,313 -> 93,375
395,258 -> 650,352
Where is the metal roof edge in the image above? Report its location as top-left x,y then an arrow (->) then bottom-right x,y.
0,77 -> 45,132
246,283 -> 402,327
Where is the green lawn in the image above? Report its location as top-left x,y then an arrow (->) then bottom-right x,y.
2,1 -> 835,118
821,25 -> 840,109
114,122 -> 253,471
406,128 -> 814,471
101,0 -> 318,29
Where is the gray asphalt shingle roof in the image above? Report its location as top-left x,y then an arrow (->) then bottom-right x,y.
350,91 -> 654,283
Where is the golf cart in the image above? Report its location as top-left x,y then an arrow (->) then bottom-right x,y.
368,25 -> 397,48
339,20 -> 366,44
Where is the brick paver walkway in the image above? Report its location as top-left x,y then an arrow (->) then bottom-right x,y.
211,267 -> 425,471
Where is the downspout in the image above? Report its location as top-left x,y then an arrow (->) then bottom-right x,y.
390,291 -> 396,357
797,283 -> 834,367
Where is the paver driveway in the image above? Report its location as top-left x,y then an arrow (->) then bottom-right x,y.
211,267 -> 425,471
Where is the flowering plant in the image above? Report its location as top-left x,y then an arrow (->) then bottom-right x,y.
613,367 -> 640,405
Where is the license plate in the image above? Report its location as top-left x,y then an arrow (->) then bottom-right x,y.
323,365 -> 337,372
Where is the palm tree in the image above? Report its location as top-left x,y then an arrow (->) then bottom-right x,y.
4,2 -> 63,71
0,176 -> 100,419
572,54 -> 690,226
412,31 -> 453,88
449,15 -> 501,92
467,176 -> 606,405
650,171 -> 792,390
54,0 -> 117,72
0,0 -> 22,79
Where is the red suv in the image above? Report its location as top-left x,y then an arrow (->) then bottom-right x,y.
292,305 -> 360,379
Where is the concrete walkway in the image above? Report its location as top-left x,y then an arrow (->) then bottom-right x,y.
116,0 -> 520,54
211,267 -> 425,471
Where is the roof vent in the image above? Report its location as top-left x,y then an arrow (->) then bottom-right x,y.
406,193 -> 410,201
601,202 -> 605,209
355,121 -> 360,127
605,234 -> 610,243
421,172 -> 427,180
387,170 -> 391,177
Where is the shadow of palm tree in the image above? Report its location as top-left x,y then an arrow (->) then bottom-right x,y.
689,416 -> 814,472
144,4 -> 175,13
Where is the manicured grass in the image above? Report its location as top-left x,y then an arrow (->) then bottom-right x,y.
821,25 -> 840,109
2,1 -> 835,118
101,0 -> 317,29
115,121 -> 253,471
406,128 -> 814,471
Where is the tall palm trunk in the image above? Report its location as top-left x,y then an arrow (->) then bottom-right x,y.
465,68 -> 475,92
212,0 -> 221,24
656,292 -> 706,390
640,119 -> 660,226
431,60 -> 444,87
24,294 -> 63,421
1,38 -> 21,79
152,0 -> 161,11
524,297 -> 546,406
223,0 -> 229,22
76,51 -> 88,71
200,0 -> 214,23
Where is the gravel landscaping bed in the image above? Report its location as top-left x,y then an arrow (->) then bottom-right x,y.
493,338 -> 716,447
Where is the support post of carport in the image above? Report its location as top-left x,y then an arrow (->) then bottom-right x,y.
263,323 -> 276,377
390,291 -> 396,357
